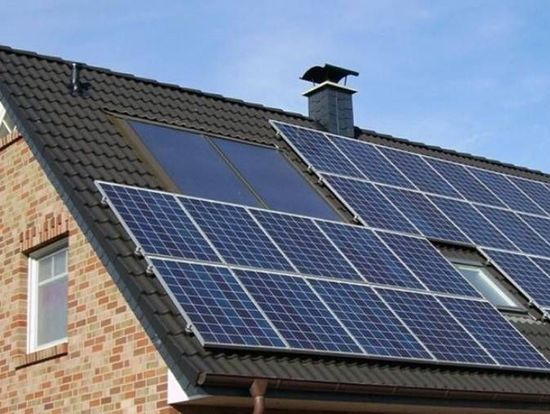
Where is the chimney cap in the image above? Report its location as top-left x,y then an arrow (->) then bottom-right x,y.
301,64 -> 358,84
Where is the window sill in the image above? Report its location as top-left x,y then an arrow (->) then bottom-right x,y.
15,342 -> 68,369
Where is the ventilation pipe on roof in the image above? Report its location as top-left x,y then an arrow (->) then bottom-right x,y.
301,64 -> 358,137
250,379 -> 268,414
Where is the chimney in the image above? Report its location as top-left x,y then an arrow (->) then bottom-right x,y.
301,64 -> 358,137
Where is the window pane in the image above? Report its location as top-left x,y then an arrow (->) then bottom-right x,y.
37,276 -> 68,346
456,266 -> 520,308
130,121 -> 260,207
38,256 -> 53,283
214,137 -> 340,220
53,249 -> 68,276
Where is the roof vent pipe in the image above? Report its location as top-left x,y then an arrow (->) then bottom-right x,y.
70,62 -> 83,95
301,64 -> 358,137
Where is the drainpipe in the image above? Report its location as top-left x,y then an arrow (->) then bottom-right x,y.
250,379 -> 268,414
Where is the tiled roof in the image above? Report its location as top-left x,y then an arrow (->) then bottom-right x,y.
2,44 -> 550,406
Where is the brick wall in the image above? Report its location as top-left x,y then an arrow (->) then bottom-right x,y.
0,133 -> 179,413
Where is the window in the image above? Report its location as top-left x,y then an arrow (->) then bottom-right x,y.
128,120 -> 340,221
0,102 -> 14,137
454,263 -> 523,310
28,244 -> 69,351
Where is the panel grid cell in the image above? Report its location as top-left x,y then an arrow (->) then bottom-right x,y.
378,232 -> 481,297
508,177 -> 550,215
325,175 -> 419,234
440,297 -> 549,369
426,158 -> 505,207
179,197 -> 294,271
470,168 -> 545,215
476,206 -> 550,257
328,135 -> 413,188
310,280 -> 432,359
430,196 -> 516,250
273,122 -> 363,178
483,250 -> 550,308
235,270 -> 362,353
151,259 -> 286,347
98,183 -> 218,261
376,289 -> 493,364
379,186 -> 470,243
317,221 -> 424,289
379,147 -> 461,198
251,209 -> 362,280
518,214 -> 550,246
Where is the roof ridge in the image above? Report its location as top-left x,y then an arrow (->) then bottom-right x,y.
0,43 -> 310,120
357,126 -> 550,180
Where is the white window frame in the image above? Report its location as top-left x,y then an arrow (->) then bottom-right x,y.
0,102 -> 12,135
27,240 -> 69,352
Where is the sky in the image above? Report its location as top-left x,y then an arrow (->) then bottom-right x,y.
2,1 -> 550,171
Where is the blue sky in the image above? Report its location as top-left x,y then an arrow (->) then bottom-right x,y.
2,1 -> 550,171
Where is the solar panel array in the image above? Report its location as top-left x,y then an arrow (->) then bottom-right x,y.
97,180 -> 549,371
271,120 -> 550,315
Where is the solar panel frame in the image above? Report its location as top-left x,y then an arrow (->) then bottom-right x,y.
323,174 -> 420,234
378,186 -> 472,244
375,288 -> 495,365
148,258 -> 288,348
270,120 -> 364,178
438,296 -> 549,369
96,181 -> 220,262
469,168 -> 546,215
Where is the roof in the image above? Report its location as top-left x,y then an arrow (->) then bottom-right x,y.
2,44 -> 550,409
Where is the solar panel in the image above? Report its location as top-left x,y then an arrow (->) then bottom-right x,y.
530,257 -> 550,283
178,197 -> 294,271
323,175 -> 419,234
272,121 -> 363,178
426,158 -> 505,207
483,249 -> 550,308
97,182 -> 219,261
235,270 -> 362,353
379,186 -> 470,243
378,147 -> 462,198
469,168 -> 546,215
251,209 -> 362,280
310,279 -> 432,359
150,259 -> 286,348
328,135 -> 414,188
316,221 -> 425,289
376,289 -> 494,364
429,196 -> 516,251
476,206 -> 550,257
508,177 -> 550,215
378,232 -> 481,297
439,296 -> 549,369
518,214 -> 550,246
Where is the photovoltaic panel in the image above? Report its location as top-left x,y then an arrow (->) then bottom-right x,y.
178,197 -> 294,271
310,279 -> 432,359
508,177 -> 550,215
235,270 -> 362,353
251,209 -> 361,280
518,214 -> 550,246
151,259 -> 286,347
272,121 -> 363,178
316,221 -> 425,289
378,147 -> 462,198
476,206 -> 550,257
324,175 -> 419,234
379,186 -> 470,243
426,158 -> 505,207
483,250 -> 550,308
530,257 -> 550,283
429,196 -> 516,250
469,168 -> 546,215
439,296 -> 549,369
97,183 -> 218,261
328,135 -> 414,188
376,289 -> 494,364
378,232 -> 481,297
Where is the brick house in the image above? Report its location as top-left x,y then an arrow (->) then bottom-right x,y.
1,45 -> 550,413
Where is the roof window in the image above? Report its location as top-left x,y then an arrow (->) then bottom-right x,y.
126,120 -> 340,220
